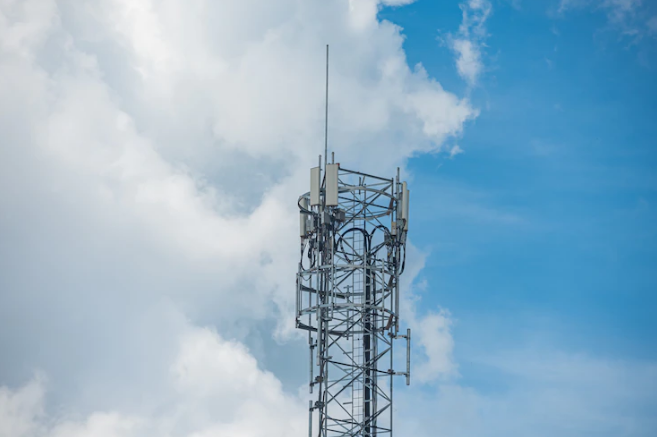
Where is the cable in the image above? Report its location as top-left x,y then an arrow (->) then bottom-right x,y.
334,227 -> 369,264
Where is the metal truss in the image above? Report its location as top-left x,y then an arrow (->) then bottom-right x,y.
297,161 -> 411,437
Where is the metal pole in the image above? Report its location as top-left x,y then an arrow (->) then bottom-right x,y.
395,167 -> 400,334
406,328 -> 411,386
390,336 -> 394,437
309,334 -> 314,394
324,44 -> 329,176
308,400 -> 313,437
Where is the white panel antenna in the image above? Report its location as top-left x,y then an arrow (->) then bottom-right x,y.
325,164 -> 339,206
310,167 -> 321,206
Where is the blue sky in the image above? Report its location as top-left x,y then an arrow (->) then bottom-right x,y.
0,1 -> 655,436
382,0 -> 657,430
382,1 -> 657,359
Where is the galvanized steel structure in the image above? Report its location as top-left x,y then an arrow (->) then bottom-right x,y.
296,156 -> 411,437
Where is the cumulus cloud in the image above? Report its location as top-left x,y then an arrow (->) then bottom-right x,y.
0,375 -> 46,437
397,350 -> 657,437
0,0 -> 476,433
413,309 -> 458,382
1,1 -> 656,435
0,324 -> 306,437
0,0 -> 474,336
398,245 -> 458,384
447,0 -> 492,86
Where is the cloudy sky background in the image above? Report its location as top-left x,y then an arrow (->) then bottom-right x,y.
1,0 -> 656,436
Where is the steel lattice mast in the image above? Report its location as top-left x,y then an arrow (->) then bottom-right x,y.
296,156 -> 411,437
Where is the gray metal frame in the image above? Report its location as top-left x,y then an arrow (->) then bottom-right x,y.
297,161 -> 411,437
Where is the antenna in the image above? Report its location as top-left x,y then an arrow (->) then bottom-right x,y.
324,44 -> 329,176
298,47 -> 412,436
297,166 -> 412,436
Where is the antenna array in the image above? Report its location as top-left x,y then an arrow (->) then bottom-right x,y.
297,159 -> 411,437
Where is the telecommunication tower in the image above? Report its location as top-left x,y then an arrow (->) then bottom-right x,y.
296,46 -> 411,437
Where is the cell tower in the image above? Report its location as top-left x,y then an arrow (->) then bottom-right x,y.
296,46 -> 411,437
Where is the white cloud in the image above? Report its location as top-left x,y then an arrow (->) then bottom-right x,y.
0,325 -> 306,437
413,309 -> 458,382
398,245 -> 459,384
0,0 -> 476,343
450,144 -> 465,158
0,375 -> 46,437
0,0 -> 475,433
447,0 -> 492,86
381,0 -> 416,5
557,0 -> 657,39
3,0 -> 654,435
4,339 -> 656,437
602,0 -> 643,24
397,350 -> 657,437
559,0 -> 642,21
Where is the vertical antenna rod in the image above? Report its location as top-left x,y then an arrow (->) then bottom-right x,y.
324,44 -> 329,175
